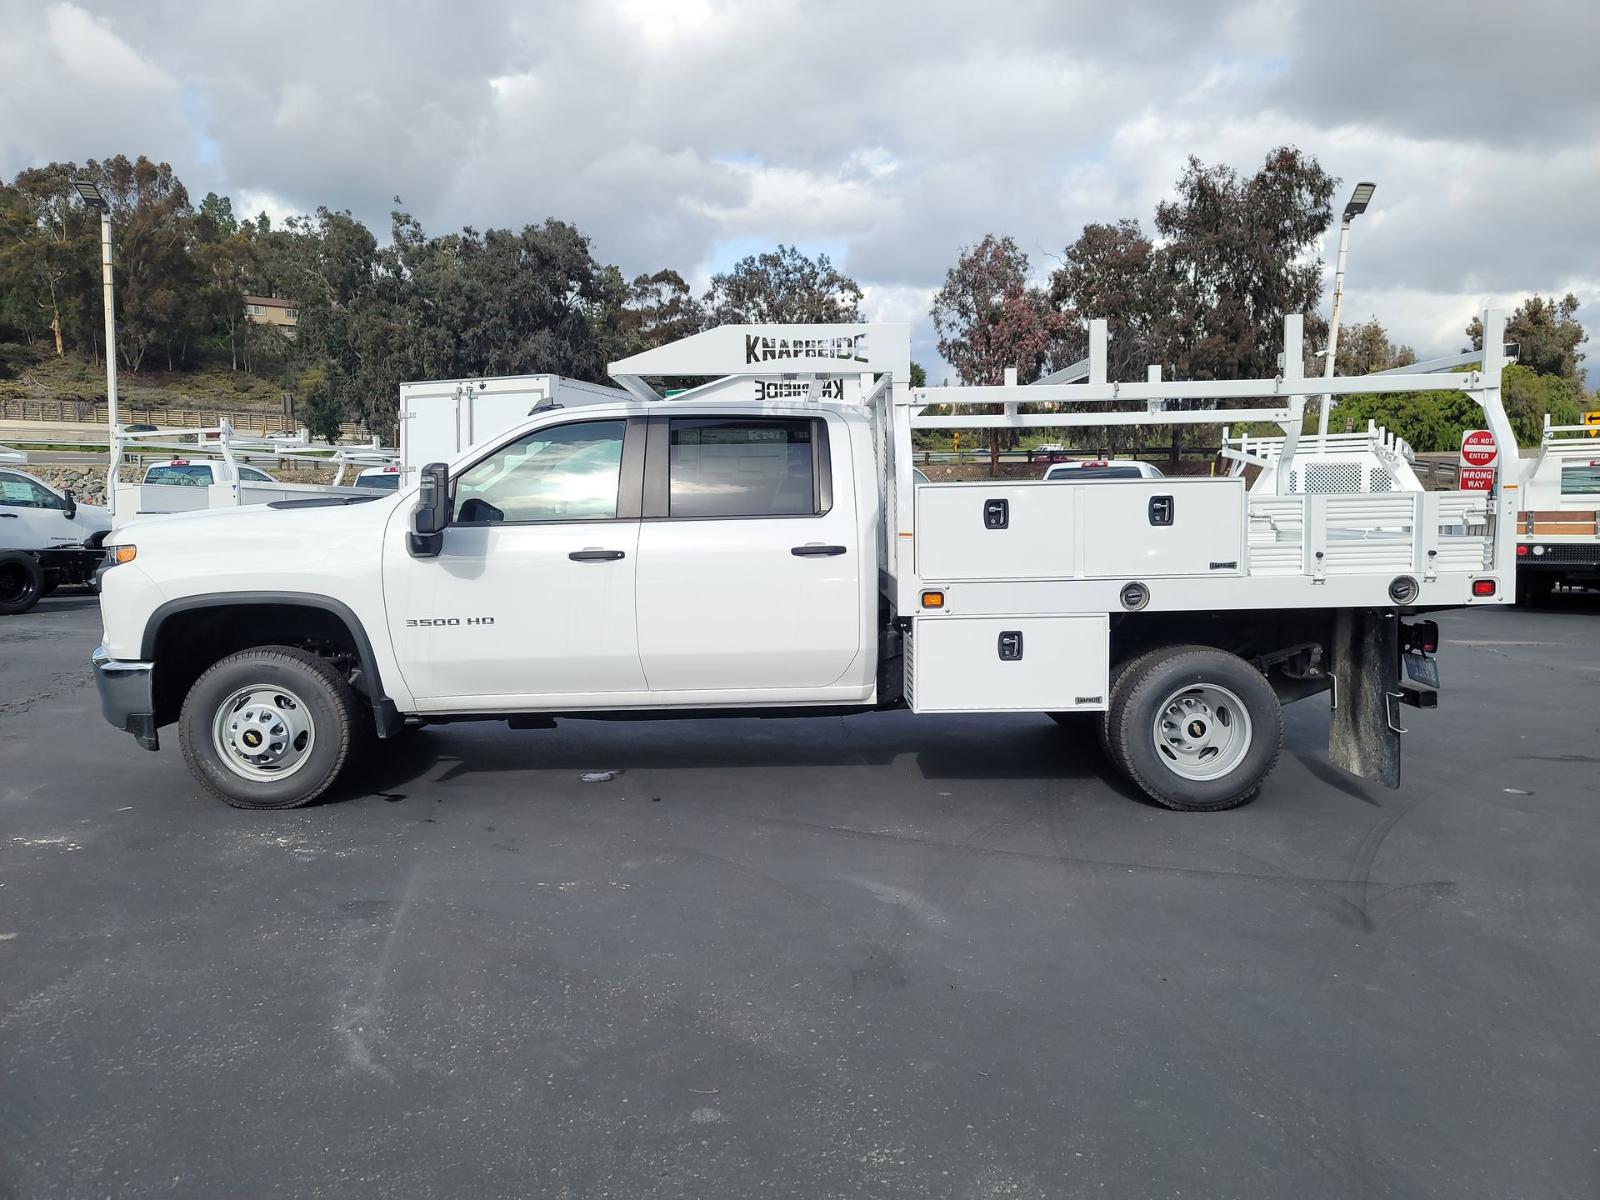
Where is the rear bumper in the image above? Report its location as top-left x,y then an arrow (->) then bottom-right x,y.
91,645 -> 159,750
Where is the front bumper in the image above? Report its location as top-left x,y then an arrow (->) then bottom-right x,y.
92,645 -> 159,750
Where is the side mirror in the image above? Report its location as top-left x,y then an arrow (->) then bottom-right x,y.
62,489 -> 77,520
408,462 -> 450,558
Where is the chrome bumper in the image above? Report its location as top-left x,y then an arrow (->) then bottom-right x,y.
92,645 -> 158,751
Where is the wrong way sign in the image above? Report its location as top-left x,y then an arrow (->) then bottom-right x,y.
1458,429 -> 1498,490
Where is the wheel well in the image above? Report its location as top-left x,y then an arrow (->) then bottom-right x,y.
1110,609 -> 1338,705
149,602 -> 376,728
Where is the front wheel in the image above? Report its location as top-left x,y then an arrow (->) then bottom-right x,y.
1107,646 -> 1283,811
0,551 -> 44,616
178,646 -> 360,809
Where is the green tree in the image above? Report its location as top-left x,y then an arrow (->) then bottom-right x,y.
704,244 -> 862,324
76,155 -> 202,372
1466,293 -> 1585,382
931,234 -> 1069,468
1334,318 -> 1415,376
1156,147 -> 1334,381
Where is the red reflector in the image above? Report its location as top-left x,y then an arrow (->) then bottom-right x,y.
1472,579 -> 1496,597
1516,544 -> 1529,556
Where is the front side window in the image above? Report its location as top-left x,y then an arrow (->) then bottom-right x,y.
454,420 -> 626,524
1560,463 -> 1600,496
667,418 -> 820,518
0,472 -> 61,508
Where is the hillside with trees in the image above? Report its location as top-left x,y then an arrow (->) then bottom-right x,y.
1,151 -> 1590,453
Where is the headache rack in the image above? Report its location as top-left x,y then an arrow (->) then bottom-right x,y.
609,311 -> 1521,616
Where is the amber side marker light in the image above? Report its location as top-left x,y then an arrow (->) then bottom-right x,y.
921,590 -> 945,608
109,545 -> 138,565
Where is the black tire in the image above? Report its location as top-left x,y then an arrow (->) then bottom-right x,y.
1096,644 -> 1178,778
1109,646 -> 1283,812
0,551 -> 44,616
178,646 -> 359,809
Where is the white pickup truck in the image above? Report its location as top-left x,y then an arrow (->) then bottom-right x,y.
1,466 -> 111,614
93,317 -> 1520,812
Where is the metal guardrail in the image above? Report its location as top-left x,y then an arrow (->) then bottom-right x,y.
0,397 -> 366,439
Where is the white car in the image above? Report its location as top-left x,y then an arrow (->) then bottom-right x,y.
0,467 -> 112,614
1042,459 -> 1165,481
143,459 -> 279,486
354,465 -> 403,492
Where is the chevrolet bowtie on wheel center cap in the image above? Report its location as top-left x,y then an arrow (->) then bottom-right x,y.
213,685 -> 316,781
1153,683 -> 1252,782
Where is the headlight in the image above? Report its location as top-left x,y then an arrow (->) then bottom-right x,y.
106,544 -> 138,565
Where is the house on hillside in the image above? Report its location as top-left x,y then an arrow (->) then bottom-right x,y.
243,295 -> 299,335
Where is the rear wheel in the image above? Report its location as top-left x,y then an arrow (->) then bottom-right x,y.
178,646 -> 359,809
0,552 -> 44,616
1109,646 -> 1283,811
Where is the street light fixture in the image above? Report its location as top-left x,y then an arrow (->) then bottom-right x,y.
74,179 -> 120,514
1343,181 -> 1376,220
71,178 -> 107,209
1317,181 -> 1377,445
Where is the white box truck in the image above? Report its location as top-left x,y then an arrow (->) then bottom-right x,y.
92,314 -> 1520,813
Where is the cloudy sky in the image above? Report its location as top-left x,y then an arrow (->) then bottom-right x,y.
2,0 -> 1594,379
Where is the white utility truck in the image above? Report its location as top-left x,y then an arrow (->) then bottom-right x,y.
1514,416 -> 1600,600
0,465 -> 111,614
93,315 -> 1520,811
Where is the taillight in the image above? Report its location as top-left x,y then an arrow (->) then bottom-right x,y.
1472,579 -> 1497,597
1516,544 -> 1529,557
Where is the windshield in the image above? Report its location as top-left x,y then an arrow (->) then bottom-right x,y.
1560,464 -> 1600,496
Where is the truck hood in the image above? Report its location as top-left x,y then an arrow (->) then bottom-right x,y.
117,494 -> 401,544
116,494 -> 406,605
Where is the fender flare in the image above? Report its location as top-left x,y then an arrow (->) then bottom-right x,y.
140,590 -> 403,736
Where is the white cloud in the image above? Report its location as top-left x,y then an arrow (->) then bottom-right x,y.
0,0 -> 1595,381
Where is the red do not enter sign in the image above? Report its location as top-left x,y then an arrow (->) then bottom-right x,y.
1460,429 -> 1498,468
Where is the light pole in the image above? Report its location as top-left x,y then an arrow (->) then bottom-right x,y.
72,179 -> 120,513
1317,181 -> 1375,447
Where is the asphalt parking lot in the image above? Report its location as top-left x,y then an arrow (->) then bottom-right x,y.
2,594 -> 1597,1198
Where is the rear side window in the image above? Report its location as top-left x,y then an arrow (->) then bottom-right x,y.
356,473 -> 400,491
1560,464 -> 1600,495
145,465 -> 211,485
239,467 -> 273,482
1046,465 -> 1144,480
666,418 -> 825,518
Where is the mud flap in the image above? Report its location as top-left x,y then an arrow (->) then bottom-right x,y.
1328,608 -> 1402,788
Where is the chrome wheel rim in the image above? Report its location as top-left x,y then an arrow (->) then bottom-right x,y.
1152,683 -> 1252,782
212,685 -> 316,782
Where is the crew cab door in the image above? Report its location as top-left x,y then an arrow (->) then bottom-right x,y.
0,471 -> 76,549
634,413 -> 862,694
384,417 -> 649,705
